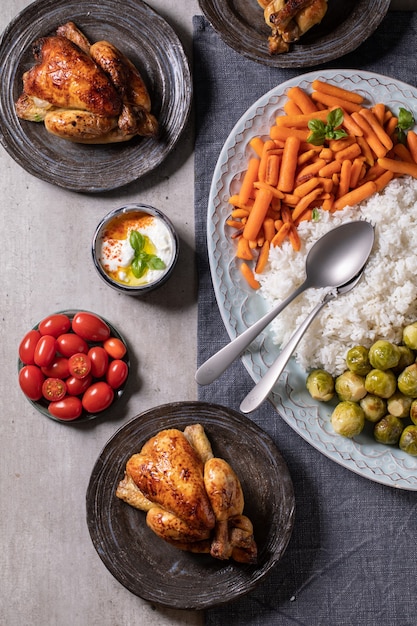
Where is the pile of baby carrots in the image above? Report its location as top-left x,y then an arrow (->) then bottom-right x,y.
227,78 -> 417,290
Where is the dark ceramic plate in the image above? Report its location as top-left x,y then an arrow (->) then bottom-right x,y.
198,0 -> 391,68
18,310 -> 130,423
0,0 -> 192,192
86,401 -> 295,609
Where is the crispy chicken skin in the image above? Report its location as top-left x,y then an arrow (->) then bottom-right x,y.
15,22 -> 158,143
258,0 -> 328,54
116,425 -> 258,564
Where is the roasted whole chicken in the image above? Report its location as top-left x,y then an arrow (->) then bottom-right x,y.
257,0 -> 328,54
15,22 -> 158,143
116,424 -> 258,563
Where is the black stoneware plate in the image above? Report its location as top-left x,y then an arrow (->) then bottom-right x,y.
86,401 -> 295,609
0,0 -> 192,192
198,0 -> 391,68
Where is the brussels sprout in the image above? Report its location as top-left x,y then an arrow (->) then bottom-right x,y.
306,369 -> 335,402
368,340 -> 401,370
399,425 -> 417,456
397,363 -> 417,398
335,371 -> 366,402
402,322 -> 417,350
331,401 -> 365,438
393,345 -> 415,373
410,399 -> 417,425
359,394 -> 387,422
364,369 -> 397,399
374,414 -> 404,445
345,345 -> 371,376
386,392 -> 412,418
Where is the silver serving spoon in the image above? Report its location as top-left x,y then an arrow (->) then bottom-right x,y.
196,220 -> 374,385
239,271 -> 364,414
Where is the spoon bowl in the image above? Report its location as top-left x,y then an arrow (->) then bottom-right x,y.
196,220 -> 374,385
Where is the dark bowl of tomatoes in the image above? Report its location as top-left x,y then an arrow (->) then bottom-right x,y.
18,310 -> 130,423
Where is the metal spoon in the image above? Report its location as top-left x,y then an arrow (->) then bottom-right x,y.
239,272 -> 364,414
196,220 -> 374,386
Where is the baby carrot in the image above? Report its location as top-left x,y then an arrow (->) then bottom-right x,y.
277,135 -> 301,192
287,86 -> 318,114
393,143 -> 414,163
255,240 -> 270,274
275,109 -> 329,128
270,126 -> 309,142
284,99 -> 302,116
292,188 -> 323,221
373,170 -> 395,192
335,142 -> 362,162
271,221 -> 291,246
242,187 -> 273,241
407,130 -> 417,163
240,262 -> 260,289
333,181 -> 377,211
311,91 -> 362,114
311,79 -> 364,104
337,159 -> 352,198
358,107 -> 393,151
265,154 -> 280,186
238,157 -> 259,204
249,136 -> 265,158
377,157 -> 417,178
236,236 -> 254,260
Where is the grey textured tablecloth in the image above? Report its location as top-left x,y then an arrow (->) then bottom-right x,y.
194,12 -> 417,626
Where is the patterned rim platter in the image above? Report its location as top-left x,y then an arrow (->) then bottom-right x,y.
207,69 -> 417,490
86,402 -> 295,609
0,0 -> 192,192
198,0 -> 390,68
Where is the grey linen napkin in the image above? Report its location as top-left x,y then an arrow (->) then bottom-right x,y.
194,12 -> 417,626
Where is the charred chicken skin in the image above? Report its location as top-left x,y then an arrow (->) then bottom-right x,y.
15,22 -> 158,143
116,424 -> 258,564
257,0 -> 328,54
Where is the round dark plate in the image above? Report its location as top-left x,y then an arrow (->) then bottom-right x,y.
198,0 -> 391,68
0,0 -> 192,192
18,309 -> 130,423
86,401 -> 295,609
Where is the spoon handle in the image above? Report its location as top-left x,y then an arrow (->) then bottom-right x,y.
195,281 -> 308,385
240,292 -> 334,414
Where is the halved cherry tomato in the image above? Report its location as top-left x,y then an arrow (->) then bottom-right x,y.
88,346 -> 109,378
57,333 -> 89,357
103,337 -> 127,359
19,365 -> 45,401
19,329 -> 41,365
106,360 -> 129,389
66,374 -> 93,396
82,382 -> 114,413
72,312 -> 110,342
34,335 -> 58,368
38,313 -> 71,337
48,396 -> 83,421
42,377 -> 67,402
41,356 -> 70,379
68,353 -> 92,379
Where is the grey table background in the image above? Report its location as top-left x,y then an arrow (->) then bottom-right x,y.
194,9 -> 417,626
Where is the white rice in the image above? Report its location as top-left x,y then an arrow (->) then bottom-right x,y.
257,176 -> 417,376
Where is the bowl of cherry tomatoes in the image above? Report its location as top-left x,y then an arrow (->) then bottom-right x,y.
18,310 -> 130,423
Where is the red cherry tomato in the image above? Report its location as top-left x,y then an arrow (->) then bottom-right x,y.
48,396 -> 83,421
66,374 -> 93,396
19,329 -> 41,365
38,313 -> 71,337
82,382 -> 114,413
19,365 -> 45,401
34,335 -> 58,368
57,333 -> 89,357
88,346 -> 109,378
72,312 -> 110,343
42,378 -> 67,402
103,337 -> 127,359
41,356 -> 70,379
106,359 -> 129,389
68,353 -> 92,379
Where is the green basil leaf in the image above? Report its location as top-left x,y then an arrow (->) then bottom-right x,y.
131,256 -> 147,278
308,119 -> 325,133
130,230 -> 145,253
327,107 -> 344,129
148,256 -> 166,270
398,107 -> 414,131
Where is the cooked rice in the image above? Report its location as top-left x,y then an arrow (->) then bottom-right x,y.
257,177 -> 417,376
